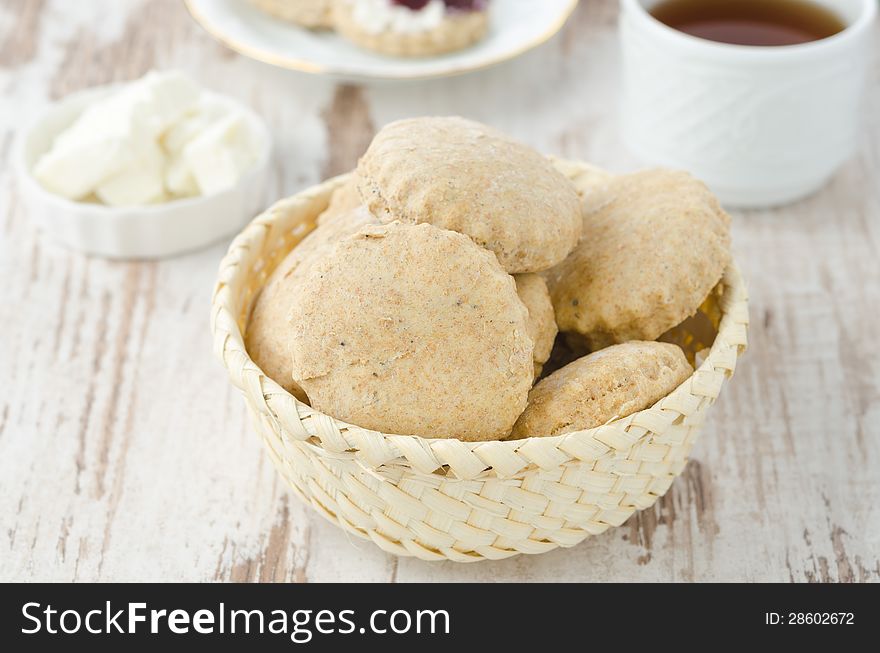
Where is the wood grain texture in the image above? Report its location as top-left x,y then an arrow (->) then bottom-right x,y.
0,0 -> 878,582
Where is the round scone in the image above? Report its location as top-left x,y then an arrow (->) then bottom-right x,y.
317,175 -> 362,226
289,221 -> 534,441
357,117 -> 582,273
249,0 -> 335,29
514,274 -> 557,379
545,169 -> 731,350
510,341 -> 692,439
333,1 -> 489,58
246,206 -> 379,402
550,157 -> 615,203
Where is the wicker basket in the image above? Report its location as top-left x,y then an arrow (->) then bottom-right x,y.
211,161 -> 750,562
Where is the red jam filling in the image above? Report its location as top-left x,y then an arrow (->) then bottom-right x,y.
391,0 -> 486,12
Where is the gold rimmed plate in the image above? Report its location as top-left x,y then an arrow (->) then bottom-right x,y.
185,0 -> 579,81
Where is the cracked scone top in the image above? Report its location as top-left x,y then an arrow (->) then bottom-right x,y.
357,117 -> 582,273
288,221 -> 534,441
544,169 -> 732,350
510,341 -> 692,439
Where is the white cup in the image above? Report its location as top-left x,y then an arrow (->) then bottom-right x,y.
620,0 -> 877,207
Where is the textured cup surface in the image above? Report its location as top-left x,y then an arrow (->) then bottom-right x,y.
620,0 -> 876,207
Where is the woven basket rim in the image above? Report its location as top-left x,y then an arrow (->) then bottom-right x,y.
211,161 -> 750,481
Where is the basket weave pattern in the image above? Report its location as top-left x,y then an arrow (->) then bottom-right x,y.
211,163 -> 750,562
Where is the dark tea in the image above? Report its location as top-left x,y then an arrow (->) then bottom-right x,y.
649,0 -> 846,46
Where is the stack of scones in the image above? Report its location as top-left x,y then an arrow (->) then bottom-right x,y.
247,117 -> 732,441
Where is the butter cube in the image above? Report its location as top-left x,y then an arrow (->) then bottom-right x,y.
183,113 -> 259,196
161,95 -> 229,155
95,139 -> 165,206
165,155 -> 200,198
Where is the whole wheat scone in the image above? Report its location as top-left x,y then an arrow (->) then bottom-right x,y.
514,274 -> 557,379
544,169 -> 731,350
249,0 -> 335,29
333,2 -> 489,57
246,206 -> 379,402
510,341 -> 692,439
317,175 -> 363,225
288,221 -> 534,440
550,157 -> 615,202
357,117 -> 582,273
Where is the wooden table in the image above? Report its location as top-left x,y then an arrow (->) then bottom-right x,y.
2,0 -> 878,583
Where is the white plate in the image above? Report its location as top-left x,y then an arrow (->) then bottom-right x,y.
185,0 -> 578,81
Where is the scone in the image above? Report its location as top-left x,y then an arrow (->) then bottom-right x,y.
246,205 -> 379,401
334,1 -> 489,57
550,157 -> 615,204
288,221 -> 534,441
249,0 -> 335,29
317,175 -> 362,225
544,169 -> 731,350
510,341 -> 692,439
514,274 -> 557,379
358,117 -> 582,273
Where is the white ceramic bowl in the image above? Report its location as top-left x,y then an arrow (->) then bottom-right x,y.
14,85 -> 272,259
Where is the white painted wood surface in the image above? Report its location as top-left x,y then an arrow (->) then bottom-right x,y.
1,0 -> 878,582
